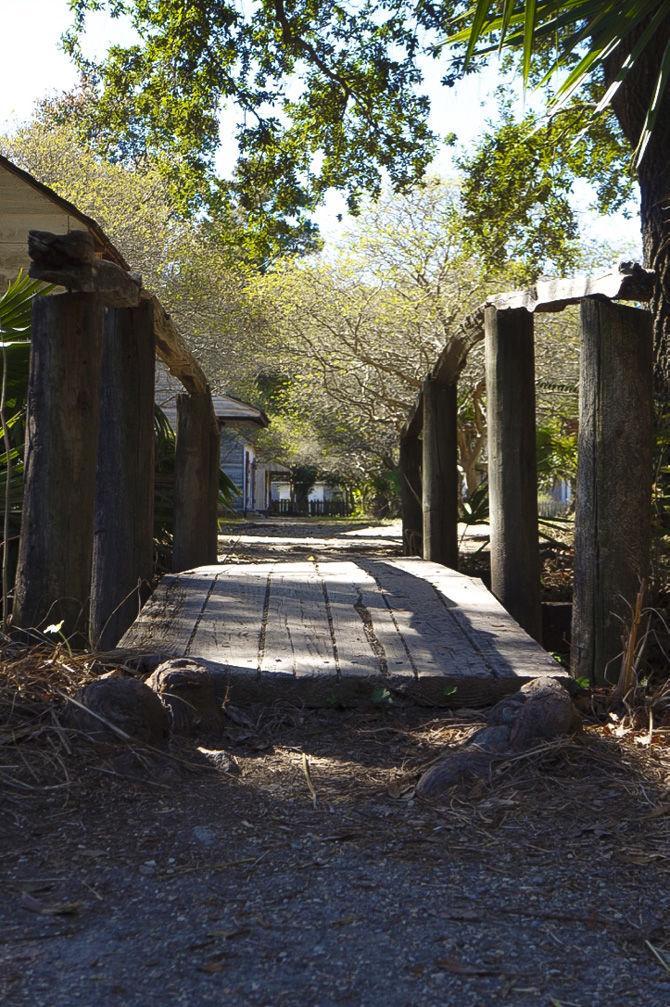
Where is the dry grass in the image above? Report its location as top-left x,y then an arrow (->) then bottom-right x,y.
217,697 -> 670,856
2,641 -> 669,863
0,642 -> 98,796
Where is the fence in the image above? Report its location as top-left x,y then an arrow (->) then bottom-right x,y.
400,264 -> 655,684
270,498 -> 352,517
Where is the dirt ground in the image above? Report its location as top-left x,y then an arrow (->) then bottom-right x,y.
2,520 -> 669,1007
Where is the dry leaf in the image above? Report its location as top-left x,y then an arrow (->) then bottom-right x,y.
199,960 -> 226,974
434,956 -> 503,976
20,893 -> 83,916
643,803 -> 670,820
206,927 -> 250,940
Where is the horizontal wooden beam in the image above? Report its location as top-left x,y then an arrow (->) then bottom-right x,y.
402,262 -> 654,435
29,260 -> 142,307
27,230 -> 211,398
489,262 -> 654,315
401,389 -> 424,439
142,291 -> 210,399
432,306 -> 486,384
28,230 -> 142,307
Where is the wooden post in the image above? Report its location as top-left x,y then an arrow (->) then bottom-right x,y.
13,292 -> 104,641
572,300 -> 653,684
90,302 -> 156,650
399,430 -> 422,556
485,306 -> 542,642
173,392 -> 220,571
422,377 -> 459,568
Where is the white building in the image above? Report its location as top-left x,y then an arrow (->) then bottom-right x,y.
155,361 -> 284,513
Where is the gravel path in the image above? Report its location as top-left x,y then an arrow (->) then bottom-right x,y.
3,701 -> 669,1007
2,522 -> 668,1006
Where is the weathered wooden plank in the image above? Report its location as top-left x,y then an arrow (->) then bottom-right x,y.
572,300 -> 653,684
399,431 -> 422,557
121,557 -> 569,707
261,564 -> 335,677
173,391 -> 220,572
361,560 -> 486,681
485,306 -> 542,642
90,301 -> 156,650
403,263 -> 655,435
118,567 -> 223,657
314,561 -> 411,680
187,563 -> 273,674
143,292 -> 210,397
28,258 -> 142,307
13,292 -> 104,643
432,307 -> 486,385
27,229 -> 141,307
422,378 -> 458,568
393,560 -> 564,682
489,262 -> 654,314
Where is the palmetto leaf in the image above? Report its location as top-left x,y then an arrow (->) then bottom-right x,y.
0,271 -> 53,337
634,36 -> 670,164
453,0 -> 669,166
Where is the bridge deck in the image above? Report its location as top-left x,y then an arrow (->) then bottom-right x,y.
120,558 -> 568,706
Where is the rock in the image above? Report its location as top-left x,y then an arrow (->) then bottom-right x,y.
144,658 -> 222,735
192,826 -> 218,847
65,677 -> 170,747
416,676 -> 580,801
416,725 -> 510,797
498,676 -> 581,750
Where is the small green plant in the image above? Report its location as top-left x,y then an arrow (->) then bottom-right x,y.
371,685 -> 393,707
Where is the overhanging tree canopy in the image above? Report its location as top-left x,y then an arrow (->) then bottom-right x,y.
67,0 -> 670,385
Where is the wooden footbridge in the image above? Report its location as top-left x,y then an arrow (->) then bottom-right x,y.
120,556 -> 567,705
4,198 -> 656,697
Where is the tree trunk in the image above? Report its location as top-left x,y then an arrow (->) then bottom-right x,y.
606,17 -> 670,392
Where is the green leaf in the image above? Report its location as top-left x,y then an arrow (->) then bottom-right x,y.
522,0 -> 537,88
634,37 -> 670,167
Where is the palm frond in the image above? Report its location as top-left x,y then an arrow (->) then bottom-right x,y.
453,0 -> 669,166
0,272 -> 54,337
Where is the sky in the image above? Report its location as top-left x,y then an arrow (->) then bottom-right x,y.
0,0 -> 641,257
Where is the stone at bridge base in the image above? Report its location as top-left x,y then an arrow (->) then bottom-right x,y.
416,677 -> 580,800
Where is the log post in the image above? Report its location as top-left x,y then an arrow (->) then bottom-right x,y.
422,377 -> 459,568
90,302 -> 156,650
13,292 -> 104,642
485,306 -> 542,642
399,430 -> 422,556
173,392 -> 220,571
572,300 -> 653,684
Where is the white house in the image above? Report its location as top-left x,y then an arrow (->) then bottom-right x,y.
0,153 -> 128,287
155,361 -> 284,513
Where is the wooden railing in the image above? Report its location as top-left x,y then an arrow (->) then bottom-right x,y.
10,230 -> 220,649
400,263 -> 656,683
